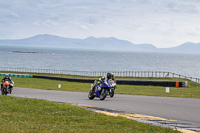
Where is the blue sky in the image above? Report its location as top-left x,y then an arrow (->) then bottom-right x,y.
0,0 -> 200,48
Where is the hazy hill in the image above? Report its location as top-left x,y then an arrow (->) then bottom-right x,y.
0,34 -> 200,53
161,42 -> 200,53
0,34 -> 156,51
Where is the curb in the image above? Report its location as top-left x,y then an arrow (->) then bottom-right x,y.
0,73 -> 32,78
75,104 -> 200,133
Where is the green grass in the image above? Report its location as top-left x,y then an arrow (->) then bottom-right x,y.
2,75 -> 200,99
117,84 -> 200,98
0,95 -> 180,133
1,71 -> 200,98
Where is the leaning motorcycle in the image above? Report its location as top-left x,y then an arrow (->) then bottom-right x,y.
1,81 -> 14,95
88,79 -> 111,100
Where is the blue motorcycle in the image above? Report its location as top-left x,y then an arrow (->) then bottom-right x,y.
88,79 -> 111,100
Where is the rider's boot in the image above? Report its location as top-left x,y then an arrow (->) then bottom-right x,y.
92,85 -> 96,93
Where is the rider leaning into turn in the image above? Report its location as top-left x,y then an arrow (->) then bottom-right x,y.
107,72 -> 115,81
92,72 -> 115,92
1,74 -> 13,89
101,72 -> 115,82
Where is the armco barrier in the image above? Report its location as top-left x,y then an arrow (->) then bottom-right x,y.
32,75 -> 187,87
1,67 -> 199,84
32,75 -> 94,83
116,80 -> 187,87
0,73 -> 32,78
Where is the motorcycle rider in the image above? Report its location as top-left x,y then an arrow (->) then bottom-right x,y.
106,72 -> 116,83
106,72 -> 116,89
91,72 -> 115,92
91,76 -> 105,92
1,74 -> 13,91
107,72 -> 115,80
111,73 -> 115,81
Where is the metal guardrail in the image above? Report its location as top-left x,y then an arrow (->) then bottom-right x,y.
0,67 -> 199,84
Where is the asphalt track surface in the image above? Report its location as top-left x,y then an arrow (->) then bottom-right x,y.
11,87 -> 200,126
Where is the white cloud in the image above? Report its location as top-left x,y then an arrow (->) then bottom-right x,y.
80,25 -> 89,30
10,12 -> 19,17
33,21 -> 40,26
42,19 -> 57,26
0,0 -> 200,47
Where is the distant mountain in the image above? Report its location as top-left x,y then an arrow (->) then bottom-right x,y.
0,34 -> 156,51
158,42 -> 200,53
0,34 -> 200,53
137,44 -> 156,50
0,34 -> 81,48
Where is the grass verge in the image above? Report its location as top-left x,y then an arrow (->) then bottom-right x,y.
0,95 -> 180,133
1,75 -> 200,99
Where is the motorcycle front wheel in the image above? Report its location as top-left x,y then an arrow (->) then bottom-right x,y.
1,88 -> 3,95
2,87 -> 8,95
88,90 -> 95,100
109,88 -> 114,98
100,90 -> 108,100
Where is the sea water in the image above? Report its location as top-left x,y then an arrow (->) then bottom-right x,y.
0,45 -> 200,78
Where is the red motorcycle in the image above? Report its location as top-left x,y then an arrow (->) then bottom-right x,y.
1,81 -> 14,95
